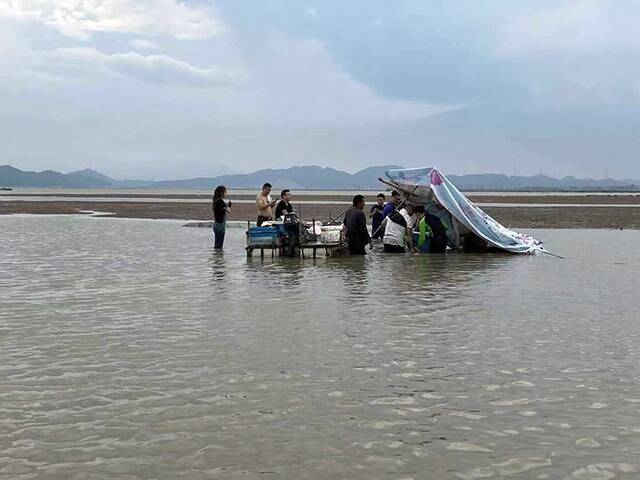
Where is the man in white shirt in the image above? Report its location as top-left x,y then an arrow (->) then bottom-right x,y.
383,203 -> 417,253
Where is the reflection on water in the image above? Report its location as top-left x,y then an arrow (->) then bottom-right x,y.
2,216 -> 640,479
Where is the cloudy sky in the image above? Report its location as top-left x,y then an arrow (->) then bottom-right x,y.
1,0 -> 639,179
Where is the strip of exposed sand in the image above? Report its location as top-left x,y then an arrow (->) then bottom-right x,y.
2,199 -> 639,229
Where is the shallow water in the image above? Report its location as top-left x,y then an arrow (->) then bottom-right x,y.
2,216 -> 640,479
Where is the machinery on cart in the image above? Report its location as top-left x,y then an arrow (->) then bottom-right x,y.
245,213 -> 345,258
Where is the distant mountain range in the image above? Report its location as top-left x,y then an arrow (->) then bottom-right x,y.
2,164 -> 639,191
151,165 -> 400,190
445,173 -> 640,191
0,165 -> 111,188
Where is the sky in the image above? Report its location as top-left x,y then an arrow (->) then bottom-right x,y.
1,0 -> 639,180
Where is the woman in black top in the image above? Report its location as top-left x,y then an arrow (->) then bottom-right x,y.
212,185 -> 231,249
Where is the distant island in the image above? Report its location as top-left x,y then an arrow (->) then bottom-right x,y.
1,164 -> 639,192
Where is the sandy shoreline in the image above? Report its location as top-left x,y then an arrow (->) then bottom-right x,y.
2,199 -> 640,229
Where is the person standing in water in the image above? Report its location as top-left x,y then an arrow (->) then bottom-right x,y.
212,185 -> 231,249
256,182 -> 277,226
343,195 -> 373,255
412,206 -> 432,253
382,190 -> 401,218
369,193 -> 385,240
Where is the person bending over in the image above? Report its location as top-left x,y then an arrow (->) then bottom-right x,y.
412,206 -> 433,253
383,203 -> 417,253
425,203 -> 456,253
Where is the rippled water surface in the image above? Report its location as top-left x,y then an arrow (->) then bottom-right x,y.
2,216 -> 640,479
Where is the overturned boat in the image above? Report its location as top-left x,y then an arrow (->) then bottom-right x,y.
382,167 -> 547,254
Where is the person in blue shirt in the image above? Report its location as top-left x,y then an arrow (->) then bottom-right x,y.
382,190 -> 401,218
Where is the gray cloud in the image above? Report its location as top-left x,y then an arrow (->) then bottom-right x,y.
26,47 -> 245,87
217,0 -> 640,108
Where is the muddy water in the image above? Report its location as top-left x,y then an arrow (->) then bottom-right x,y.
1,216 -> 640,479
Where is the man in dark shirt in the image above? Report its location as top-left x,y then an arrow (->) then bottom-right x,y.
369,193 -> 385,239
343,194 -> 372,255
275,189 -> 294,219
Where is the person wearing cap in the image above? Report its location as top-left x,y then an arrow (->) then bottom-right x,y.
382,202 -> 417,253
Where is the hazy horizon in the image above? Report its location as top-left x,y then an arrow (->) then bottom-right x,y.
2,1 -> 640,179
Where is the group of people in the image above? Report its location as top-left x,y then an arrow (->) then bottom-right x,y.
211,183 -> 296,250
212,183 -> 453,255
342,190 -> 451,256
255,183 -> 295,226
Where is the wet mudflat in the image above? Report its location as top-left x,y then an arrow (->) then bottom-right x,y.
3,200 -> 640,229
1,216 -> 640,479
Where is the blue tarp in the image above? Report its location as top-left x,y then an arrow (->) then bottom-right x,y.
385,167 -> 547,254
